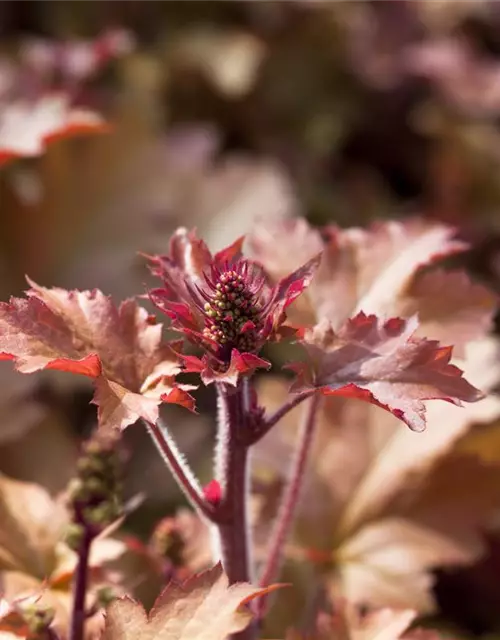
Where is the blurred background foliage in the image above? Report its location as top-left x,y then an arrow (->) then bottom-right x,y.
3,1 -> 500,637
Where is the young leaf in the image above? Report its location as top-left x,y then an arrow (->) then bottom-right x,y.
290,313 -> 483,432
103,563 -> 277,640
0,281 -> 194,431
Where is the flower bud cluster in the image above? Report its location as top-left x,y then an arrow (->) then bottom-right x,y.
202,270 -> 261,353
65,438 -> 123,548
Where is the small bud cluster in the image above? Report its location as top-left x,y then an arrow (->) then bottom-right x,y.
21,603 -> 55,638
150,517 -> 185,568
202,270 -> 261,355
65,438 -> 123,548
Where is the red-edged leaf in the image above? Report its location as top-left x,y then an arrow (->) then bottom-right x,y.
0,94 -> 110,167
180,350 -> 270,386
272,254 -> 322,313
154,227 -> 213,285
201,350 -> 271,386
180,354 -> 206,374
292,313 -> 483,431
0,281 -> 192,430
161,387 -> 197,413
214,236 -> 245,264
103,563 -> 280,640
93,377 -> 164,433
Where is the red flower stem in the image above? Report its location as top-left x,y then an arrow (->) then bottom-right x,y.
256,394 -> 321,620
249,391 -> 314,444
69,527 -> 94,640
216,382 -> 252,583
143,419 -> 217,521
215,382 -> 255,640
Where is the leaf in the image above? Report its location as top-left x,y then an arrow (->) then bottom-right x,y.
103,563 -> 276,640
246,216 -> 324,282
0,94 -> 110,167
291,313 -> 482,432
254,344 -> 500,614
247,218 -> 470,331
0,474 -> 66,579
0,281 -> 193,431
335,518 -> 477,611
284,602 -> 417,640
393,269 -> 497,355
0,476 -> 129,639
323,219 -> 466,321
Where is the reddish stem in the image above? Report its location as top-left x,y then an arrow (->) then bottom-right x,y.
215,382 -> 255,640
256,394 -> 321,620
69,528 -> 94,640
216,383 -> 252,584
249,391 -> 314,444
144,419 -> 217,521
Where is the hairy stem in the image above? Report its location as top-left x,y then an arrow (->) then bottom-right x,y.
256,394 -> 321,619
69,528 -> 94,640
216,383 -> 252,583
249,391 -> 314,445
143,419 -> 216,521
215,382 -> 255,640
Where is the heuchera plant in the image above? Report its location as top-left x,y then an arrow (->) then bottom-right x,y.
0,219 -> 485,640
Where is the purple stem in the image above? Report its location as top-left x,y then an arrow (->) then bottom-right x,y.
69,528 -> 93,640
248,391 -> 314,445
215,382 -> 255,640
256,394 -> 321,620
216,383 -> 252,584
144,419 -> 217,521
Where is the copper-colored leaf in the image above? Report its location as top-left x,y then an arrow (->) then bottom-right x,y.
255,344 -> 500,614
103,563 -> 275,640
394,269 -> 498,354
247,218 -> 470,331
0,281 -> 192,431
292,313 -> 482,431
0,474 -> 66,579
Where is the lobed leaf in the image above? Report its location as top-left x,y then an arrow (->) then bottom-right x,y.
103,563 -> 278,640
0,281 -> 193,431
255,341 -> 500,614
247,218 -> 496,347
291,313 -> 483,432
